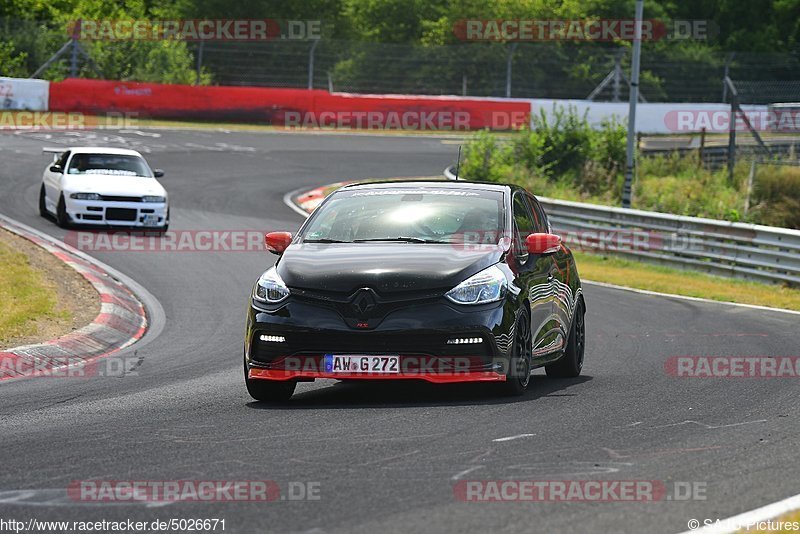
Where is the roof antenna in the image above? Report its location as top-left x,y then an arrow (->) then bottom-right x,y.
454,145 -> 462,180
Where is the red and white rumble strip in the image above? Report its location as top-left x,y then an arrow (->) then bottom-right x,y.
0,216 -> 147,381
294,182 -> 351,214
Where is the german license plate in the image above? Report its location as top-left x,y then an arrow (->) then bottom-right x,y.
324,355 -> 400,374
142,214 -> 160,226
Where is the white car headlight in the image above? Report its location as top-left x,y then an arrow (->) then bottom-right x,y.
142,196 -> 166,203
445,264 -> 507,305
253,266 -> 290,304
70,192 -> 101,200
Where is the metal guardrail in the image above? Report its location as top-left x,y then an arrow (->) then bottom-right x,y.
444,166 -> 800,285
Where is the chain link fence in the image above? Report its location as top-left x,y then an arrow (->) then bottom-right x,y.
3,18 -> 800,102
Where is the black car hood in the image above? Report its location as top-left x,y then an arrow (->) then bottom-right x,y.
277,243 -> 504,295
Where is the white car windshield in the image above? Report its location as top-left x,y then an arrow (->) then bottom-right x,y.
67,154 -> 152,177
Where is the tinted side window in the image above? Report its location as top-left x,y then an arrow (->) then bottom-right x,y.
512,193 -> 536,260
526,194 -> 550,233
56,151 -> 70,169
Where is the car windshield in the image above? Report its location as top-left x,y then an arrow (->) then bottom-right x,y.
301,187 -> 505,244
67,154 -> 152,177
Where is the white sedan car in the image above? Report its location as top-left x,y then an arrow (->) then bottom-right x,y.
39,147 -> 169,230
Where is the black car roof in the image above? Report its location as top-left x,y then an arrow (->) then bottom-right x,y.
340,179 -> 513,194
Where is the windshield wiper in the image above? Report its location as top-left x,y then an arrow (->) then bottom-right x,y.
352,237 -> 444,244
303,238 -> 352,243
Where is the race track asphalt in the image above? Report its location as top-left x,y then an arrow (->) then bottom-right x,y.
0,128 -> 798,534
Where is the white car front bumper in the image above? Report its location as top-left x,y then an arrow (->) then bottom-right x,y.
65,197 -> 169,227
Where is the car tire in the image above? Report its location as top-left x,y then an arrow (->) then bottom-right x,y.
244,356 -> 296,402
55,195 -> 70,228
39,186 -> 48,218
500,309 -> 533,396
545,300 -> 585,378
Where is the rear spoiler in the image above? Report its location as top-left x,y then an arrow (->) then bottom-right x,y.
42,147 -> 66,161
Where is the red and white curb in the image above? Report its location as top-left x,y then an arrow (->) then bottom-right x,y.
293,181 -> 352,214
285,176 -> 440,217
0,216 -> 147,381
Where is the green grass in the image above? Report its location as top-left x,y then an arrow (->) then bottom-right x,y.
576,251 -> 800,311
0,237 -> 68,343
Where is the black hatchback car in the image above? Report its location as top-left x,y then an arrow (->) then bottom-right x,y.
244,181 -> 585,401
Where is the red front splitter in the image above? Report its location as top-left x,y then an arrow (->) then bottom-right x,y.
248,368 -> 506,384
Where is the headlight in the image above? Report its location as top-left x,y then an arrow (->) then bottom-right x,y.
253,266 -> 290,304
70,192 -> 101,200
445,264 -> 507,305
142,196 -> 166,203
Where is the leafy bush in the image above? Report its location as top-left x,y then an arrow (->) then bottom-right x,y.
0,40 -> 27,77
635,158 -> 744,221
750,164 -> 800,228
529,106 -> 593,180
463,105 -> 626,201
460,129 -> 513,182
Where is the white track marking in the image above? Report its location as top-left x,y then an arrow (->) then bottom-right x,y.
451,466 -> 485,480
492,433 -> 535,443
584,280 -> 800,316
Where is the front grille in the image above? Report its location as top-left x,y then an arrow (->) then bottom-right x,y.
101,195 -> 141,202
251,330 -> 494,363
105,208 -> 137,221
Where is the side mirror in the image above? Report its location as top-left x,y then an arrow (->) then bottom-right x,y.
153,169 -> 164,178
49,165 -> 63,173
526,233 -> 562,255
265,232 -> 293,255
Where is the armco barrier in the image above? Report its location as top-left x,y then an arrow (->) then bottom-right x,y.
48,79 -> 530,129
445,167 -> 800,285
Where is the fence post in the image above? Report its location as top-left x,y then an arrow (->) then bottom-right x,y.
613,49 -> 623,102
728,94 -> 737,183
744,159 -> 756,216
505,42 -> 518,98
622,0 -> 644,209
70,19 -> 80,77
195,41 -> 204,85
722,53 -> 734,102
308,39 -> 320,90
698,127 -> 706,168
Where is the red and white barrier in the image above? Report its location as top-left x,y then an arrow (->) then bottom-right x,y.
47,79 -> 531,130
1,76 -> 774,133
0,77 -> 49,110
